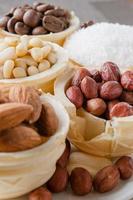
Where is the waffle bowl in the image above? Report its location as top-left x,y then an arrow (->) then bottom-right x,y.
0,93 -> 69,199
54,67 -> 133,158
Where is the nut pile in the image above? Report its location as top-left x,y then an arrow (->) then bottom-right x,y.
0,2 -> 71,35
66,62 -> 133,119
0,36 -> 57,79
0,85 -> 58,152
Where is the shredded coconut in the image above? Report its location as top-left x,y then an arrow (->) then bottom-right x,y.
64,23 -> 133,70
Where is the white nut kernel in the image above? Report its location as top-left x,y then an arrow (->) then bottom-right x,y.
30,48 -> 43,62
16,43 -> 28,57
3,60 -> 15,79
42,44 -> 52,58
4,37 -> 19,46
0,47 -> 16,65
13,67 -> 27,78
21,56 -> 38,66
0,43 -> 9,52
47,52 -> 57,64
27,66 -> 39,76
29,38 -> 43,48
15,58 -> 27,69
38,59 -> 51,72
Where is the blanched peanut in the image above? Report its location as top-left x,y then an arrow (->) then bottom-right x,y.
38,59 -> 51,72
4,37 -> 19,46
47,52 -> 57,64
13,67 -> 27,78
0,43 -> 9,52
15,58 -> 27,69
16,43 -> 28,57
29,38 -> 43,48
42,44 -> 52,58
21,56 -> 38,66
0,47 -> 16,65
30,48 -> 43,62
3,60 -> 15,79
27,66 -> 39,76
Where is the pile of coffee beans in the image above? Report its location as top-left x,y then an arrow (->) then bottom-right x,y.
0,2 -> 71,35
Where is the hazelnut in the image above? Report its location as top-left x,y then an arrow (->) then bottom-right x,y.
57,139 -> 71,168
0,16 -> 10,28
47,165 -> 69,193
71,68 -> 91,87
121,71 -> 133,91
110,102 -> 133,118
13,8 -> 25,21
120,91 -> 133,105
86,98 -> 106,116
7,17 -> 19,33
66,86 -> 83,108
101,62 -> 120,82
15,22 -> 30,35
100,81 -> 122,100
70,167 -> 93,196
32,26 -> 48,35
23,9 -> 40,28
29,187 -> 52,200
115,156 -> 133,180
81,76 -> 98,99
90,69 -> 102,82
94,165 -> 120,193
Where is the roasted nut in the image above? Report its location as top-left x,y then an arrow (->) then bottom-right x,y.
90,69 -> 102,82
0,16 -> 10,28
94,165 -> 120,193
15,22 -> 30,35
7,17 -> 19,33
70,167 -> 93,196
13,8 -> 25,21
101,62 -> 120,82
81,76 -> 98,99
57,140 -> 71,168
45,8 -> 68,17
29,187 -> 52,200
107,99 -> 120,112
115,156 -> 133,180
32,26 -> 48,35
121,71 -> 133,91
36,4 -> 54,12
66,86 -> 83,108
43,15 -> 65,33
100,81 -> 122,100
120,91 -> 133,105
86,98 -> 106,116
110,102 -> 133,118
71,68 -> 91,86
47,165 -> 69,193
23,9 -> 40,28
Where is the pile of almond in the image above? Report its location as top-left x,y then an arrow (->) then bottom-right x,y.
66,62 -> 133,119
0,84 -> 58,152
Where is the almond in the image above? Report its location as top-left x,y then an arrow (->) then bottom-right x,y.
9,85 -> 42,123
0,125 -> 42,152
0,103 -> 33,131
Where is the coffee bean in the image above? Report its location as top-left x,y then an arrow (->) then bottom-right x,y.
32,26 -> 48,35
7,17 -> 19,33
15,22 -> 30,35
33,2 -> 44,9
0,16 -> 10,28
6,7 -> 16,17
14,8 -> 25,21
45,8 -> 67,17
43,15 -> 65,33
36,4 -> 54,13
23,9 -> 40,28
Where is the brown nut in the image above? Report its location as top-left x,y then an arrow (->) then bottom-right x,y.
94,165 -> 120,193
45,8 -> 68,17
36,4 -> 54,12
70,167 -> 93,196
120,91 -> 133,105
57,139 -> 71,168
43,15 -> 65,33
101,62 -> 120,82
121,71 -> 133,91
90,69 -> 102,82
115,156 -> 133,180
0,16 -> 10,28
15,22 -> 30,35
71,68 -> 91,87
66,86 -> 83,108
29,187 -> 52,200
81,76 -> 98,99
7,17 -> 19,33
13,8 -> 25,21
100,81 -> 122,100
108,99 -> 120,112
32,26 -> 48,35
86,98 -> 107,116
23,9 -> 40,28
110,102 -> 133,118
33,2 -> 43,9
47,165 -> 69,193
